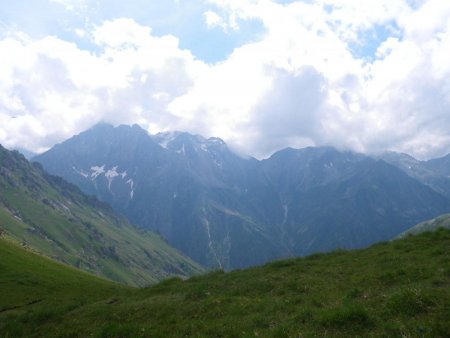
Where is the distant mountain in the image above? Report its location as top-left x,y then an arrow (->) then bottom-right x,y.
426,153 -> 450,176
379,151 -> 450,198
13,147 -> 37,160
397,213 -> 450,238
0,144 -> 202,286
261,147 -> 450,255
34,124 -> 287,269
34,124 -> 450,269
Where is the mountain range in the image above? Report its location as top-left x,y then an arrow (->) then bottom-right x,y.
379,151 -> 450,198
34,123 -> 450,269
0,144 -> 202,286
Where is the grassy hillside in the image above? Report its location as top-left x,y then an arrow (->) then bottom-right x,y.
1,229 -> 449,337
0,145 -> 202,286
0,236 -> 132,337
399,213 -> 450,238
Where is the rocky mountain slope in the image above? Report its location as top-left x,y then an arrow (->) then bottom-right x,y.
0,144 -> 202,286
261,146 -> 450,255
379,151 -> 450,198
34,124 -> 450,269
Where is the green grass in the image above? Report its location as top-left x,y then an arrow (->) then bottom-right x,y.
0,236 -> 131,337
1,229 -> 449,337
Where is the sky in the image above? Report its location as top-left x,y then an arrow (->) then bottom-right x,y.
0,0 -> 450,159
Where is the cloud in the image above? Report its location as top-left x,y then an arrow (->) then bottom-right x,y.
184,0 -> 450,159
1,0 -> 450,160
204,10 -> 233,31
48,0 -> 87,11
241,67 -> 329,156
0,18 -> 203,152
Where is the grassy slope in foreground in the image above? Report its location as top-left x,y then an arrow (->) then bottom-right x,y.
0,236 -> 131,337
2,229 -> 450,337
0,145 -> 202,286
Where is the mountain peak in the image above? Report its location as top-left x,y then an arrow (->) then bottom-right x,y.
90,122 -> 114,130
33,125 -> 450,269
85,123 -> 149,136
152,131 -> 230,156
206,137 -> 226,146
267,145 -> 348,162
154,130 -> 205,142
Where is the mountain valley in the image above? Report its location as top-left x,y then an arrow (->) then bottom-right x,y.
34,123 -> 450,269
0,145 -> 202,286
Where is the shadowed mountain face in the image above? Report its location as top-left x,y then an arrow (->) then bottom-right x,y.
379,152 -> 450,198
263,147 -> 450,254
0,144 -> 202,286
34,124 -> 450,269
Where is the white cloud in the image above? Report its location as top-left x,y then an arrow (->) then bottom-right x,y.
204,10 -> 226,29
193,0 -> 450,159
1,0 -> 450,160
203,7 -> 240,32
0,18 -> 203,152
49,0 -> 89,11
49,0 -> 88,12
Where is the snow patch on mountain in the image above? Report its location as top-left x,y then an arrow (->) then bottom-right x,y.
104,166 -> 127,190
72,166 -> 88,178
202,208 -> 222,269
91,165 -> 105,179
105,166 -> 119,189
126,179 -> 135,198
105,166 -> 119,178
89,165 -> 129,191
